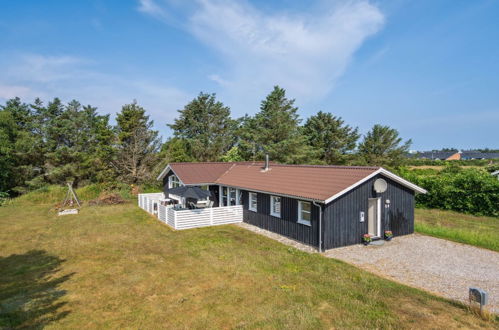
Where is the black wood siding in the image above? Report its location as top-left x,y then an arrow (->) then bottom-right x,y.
323,174 -> 415,249
162,171 -> 414,250
240,190 -> 320,247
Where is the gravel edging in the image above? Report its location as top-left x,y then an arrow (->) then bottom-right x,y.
324,233 -> 499,313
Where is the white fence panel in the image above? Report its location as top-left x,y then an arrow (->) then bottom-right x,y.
147,199 -> 152,214
175,208 -> 212,229
212,206 -> 243,225
137,194 -> 242,230
167,207 -> 176,228
174,205 -> 243,230
158,204 -> 166,222
138,193 -> 164,215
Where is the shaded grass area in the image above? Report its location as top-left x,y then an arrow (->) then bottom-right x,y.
0,251 -> 72,328
0,193 -> 496,328
415,208 -> 499,252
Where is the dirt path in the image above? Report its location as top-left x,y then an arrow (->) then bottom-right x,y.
324,234 -> 499,313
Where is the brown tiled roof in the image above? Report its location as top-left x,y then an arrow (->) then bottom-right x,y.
163,162 -> 425,201
168,162 -> 265,185
169,162 -> 234,184
215,163 -> 379,201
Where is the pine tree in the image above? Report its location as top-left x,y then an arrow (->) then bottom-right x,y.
169,93 -> 236,161
240,86 -> 313,163
0,98 -> 40,193
220,146 -> 244,162
303,111 -> 359,164
114,101 -> 160,184
160,138 -> 193,163
36,100 -> 115,186
358,124 -> 411,167
0,108 -> 17,193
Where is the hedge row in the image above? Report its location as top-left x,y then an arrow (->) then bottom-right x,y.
399,167 -> 499,217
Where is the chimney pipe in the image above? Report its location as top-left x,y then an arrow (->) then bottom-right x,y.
264,154 -> 269,171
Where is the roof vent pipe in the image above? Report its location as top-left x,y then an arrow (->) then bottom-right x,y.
264,154 -> 270,171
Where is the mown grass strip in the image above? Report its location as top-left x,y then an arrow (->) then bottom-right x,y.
415,208 -> 499,252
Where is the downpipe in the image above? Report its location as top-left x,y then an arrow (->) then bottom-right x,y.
313,201 -> 323,253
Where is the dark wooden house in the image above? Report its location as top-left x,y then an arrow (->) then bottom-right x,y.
157,160 -> 426,250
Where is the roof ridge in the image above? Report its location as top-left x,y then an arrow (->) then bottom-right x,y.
169,161 -> 266,165
214,163 -> 239,183
170,161 -> 380,170
241,163 -> 381,170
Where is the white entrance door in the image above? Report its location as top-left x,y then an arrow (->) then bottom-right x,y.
368,198 -> 381,237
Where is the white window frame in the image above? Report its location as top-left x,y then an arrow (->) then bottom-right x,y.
221,186 -> 228,206
270,195 -> 281,218
229,187 -> 237,206
249,192 -> 257,212
168,175 -> 181,189
297,201 -> 311,226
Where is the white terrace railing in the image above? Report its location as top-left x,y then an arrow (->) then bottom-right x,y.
138,193 -> 243,230
138,193 -> 164,215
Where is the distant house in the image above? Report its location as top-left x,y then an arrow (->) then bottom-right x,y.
412,151 -> 458,160
412,150 -> 499,160
151,160 -> 426,251
460,151 -> 499,160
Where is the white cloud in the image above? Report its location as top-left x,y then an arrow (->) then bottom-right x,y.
208,74 -> 229,86
0,84 -> 32,99
139,0 -> 384,113
138,0 -> 165,16
0,53 -> 190,133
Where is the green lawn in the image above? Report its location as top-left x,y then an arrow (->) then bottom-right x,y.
0,192 -> 496,328
415,208 -> 499,252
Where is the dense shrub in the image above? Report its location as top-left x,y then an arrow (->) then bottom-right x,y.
399,166 -> 499,217
405,158 -> 498,167
0,192 -> 9,206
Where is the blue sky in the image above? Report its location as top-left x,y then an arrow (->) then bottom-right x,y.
1,0 -> 498,150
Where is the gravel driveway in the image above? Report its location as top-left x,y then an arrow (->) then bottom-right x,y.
324,234 -> 499,313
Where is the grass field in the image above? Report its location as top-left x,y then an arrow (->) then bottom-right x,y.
415,208 -> 499,252
0,191 -> 497,328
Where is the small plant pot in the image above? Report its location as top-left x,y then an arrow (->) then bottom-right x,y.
385,236 -> 392,241
363,241 -> 370,246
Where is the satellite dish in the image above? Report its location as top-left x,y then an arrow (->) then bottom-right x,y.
373,178 -> 387,193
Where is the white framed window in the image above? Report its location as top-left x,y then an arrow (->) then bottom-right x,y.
298,201 -> 311,226
229,187 -> 237,206
270,196 -> 281,218
249,192 -> 257,212
222,186 -> 228,206
168,174 -> 181,188
220,186 -> 241,206
237,189 -> 242,205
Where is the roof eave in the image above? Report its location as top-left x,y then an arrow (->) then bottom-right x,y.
323,168 -> 427,204
156,164 -> 185,186
156,164 -> 171,181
